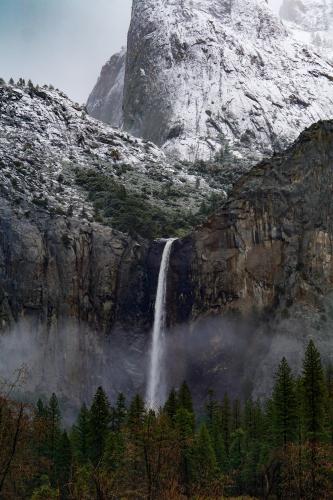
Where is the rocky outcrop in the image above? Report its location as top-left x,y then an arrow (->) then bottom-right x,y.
169,120 -> 333,325
89,0 -> 333,163
87,48 -> 126,127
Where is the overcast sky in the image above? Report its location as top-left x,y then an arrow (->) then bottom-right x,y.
0,0 -> 282,103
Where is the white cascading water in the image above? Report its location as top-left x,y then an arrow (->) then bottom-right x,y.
146,238 -> 177,409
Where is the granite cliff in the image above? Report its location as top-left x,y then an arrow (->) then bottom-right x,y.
88,0 -> 333,163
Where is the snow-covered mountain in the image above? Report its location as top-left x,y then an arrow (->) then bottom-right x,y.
88,0 -> 333,163
87,48 -> 126,128
280,0 -> 333,60
0,81 -> 234,234
0,81 -> 165,219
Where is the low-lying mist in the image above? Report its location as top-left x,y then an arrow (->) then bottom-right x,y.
1,295 -> 333,419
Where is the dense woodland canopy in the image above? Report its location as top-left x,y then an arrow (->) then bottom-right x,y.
1,340 -> 333,499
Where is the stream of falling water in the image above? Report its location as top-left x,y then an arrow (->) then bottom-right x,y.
146,238 -> 177,409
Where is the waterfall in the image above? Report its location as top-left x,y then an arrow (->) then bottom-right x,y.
146,238 -> 177,409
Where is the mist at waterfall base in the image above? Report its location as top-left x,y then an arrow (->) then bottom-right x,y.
0,319 -> 149,421
1,302 -> 333,418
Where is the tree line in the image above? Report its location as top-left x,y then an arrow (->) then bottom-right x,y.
0,339 -> 333,499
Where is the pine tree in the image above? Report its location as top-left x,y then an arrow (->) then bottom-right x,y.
164,388 -> 179,422
178,382 -> 193,414
127,394 -> 145,431
175,407 -> 195,495
178,382 -> 195,434
230,428 -> 245,470
205,389 -> 217,424
55,431 -> 72,496
9,77 -> 14,85
47,393 -> 61,463
33,399 -> 50,466
232,399 -> 241,432
112,393 -> 127,432
71,404 -> 90,464
221,393 -> 231,458
302,340 -> 326,442
241,439 -> 262,496
36,398 -> 47,418
242,399 -> 264,496
272,357 -> 298,449
243,399 -> 262,445
205,390 -> 226,471
301,341 -> 327,499
190,424 -> 218,488
103,431 -> 125,471
88,387 -> 111,465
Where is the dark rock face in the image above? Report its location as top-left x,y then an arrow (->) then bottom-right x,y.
0,201 -> 152,334
169,120 -> 333,323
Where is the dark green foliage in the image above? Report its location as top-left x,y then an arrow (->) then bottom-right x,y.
164,387 -> 179,422
302,340 -> 326,442
102,432 -> 125,471
178,381 -> 194,414
31,476 -> 58,499
205,390 -> 226,471
112,393 -> 127,432
127,394 -> 146,431
55,431 -> 72,496
175,407 -> 195,494
75,169 -> 196,239
3,342 -> 333,499
88,387 -> 111,465
71,404 -> 90,464
47,393 -> 62,463
272,357 -> 298,448
190,424 -> 218,486
197,191 -> 225,218
221,393 -> 232,457
36,398 -> 47,418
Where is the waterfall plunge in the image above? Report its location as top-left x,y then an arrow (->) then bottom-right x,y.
146,238 -> 177,409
